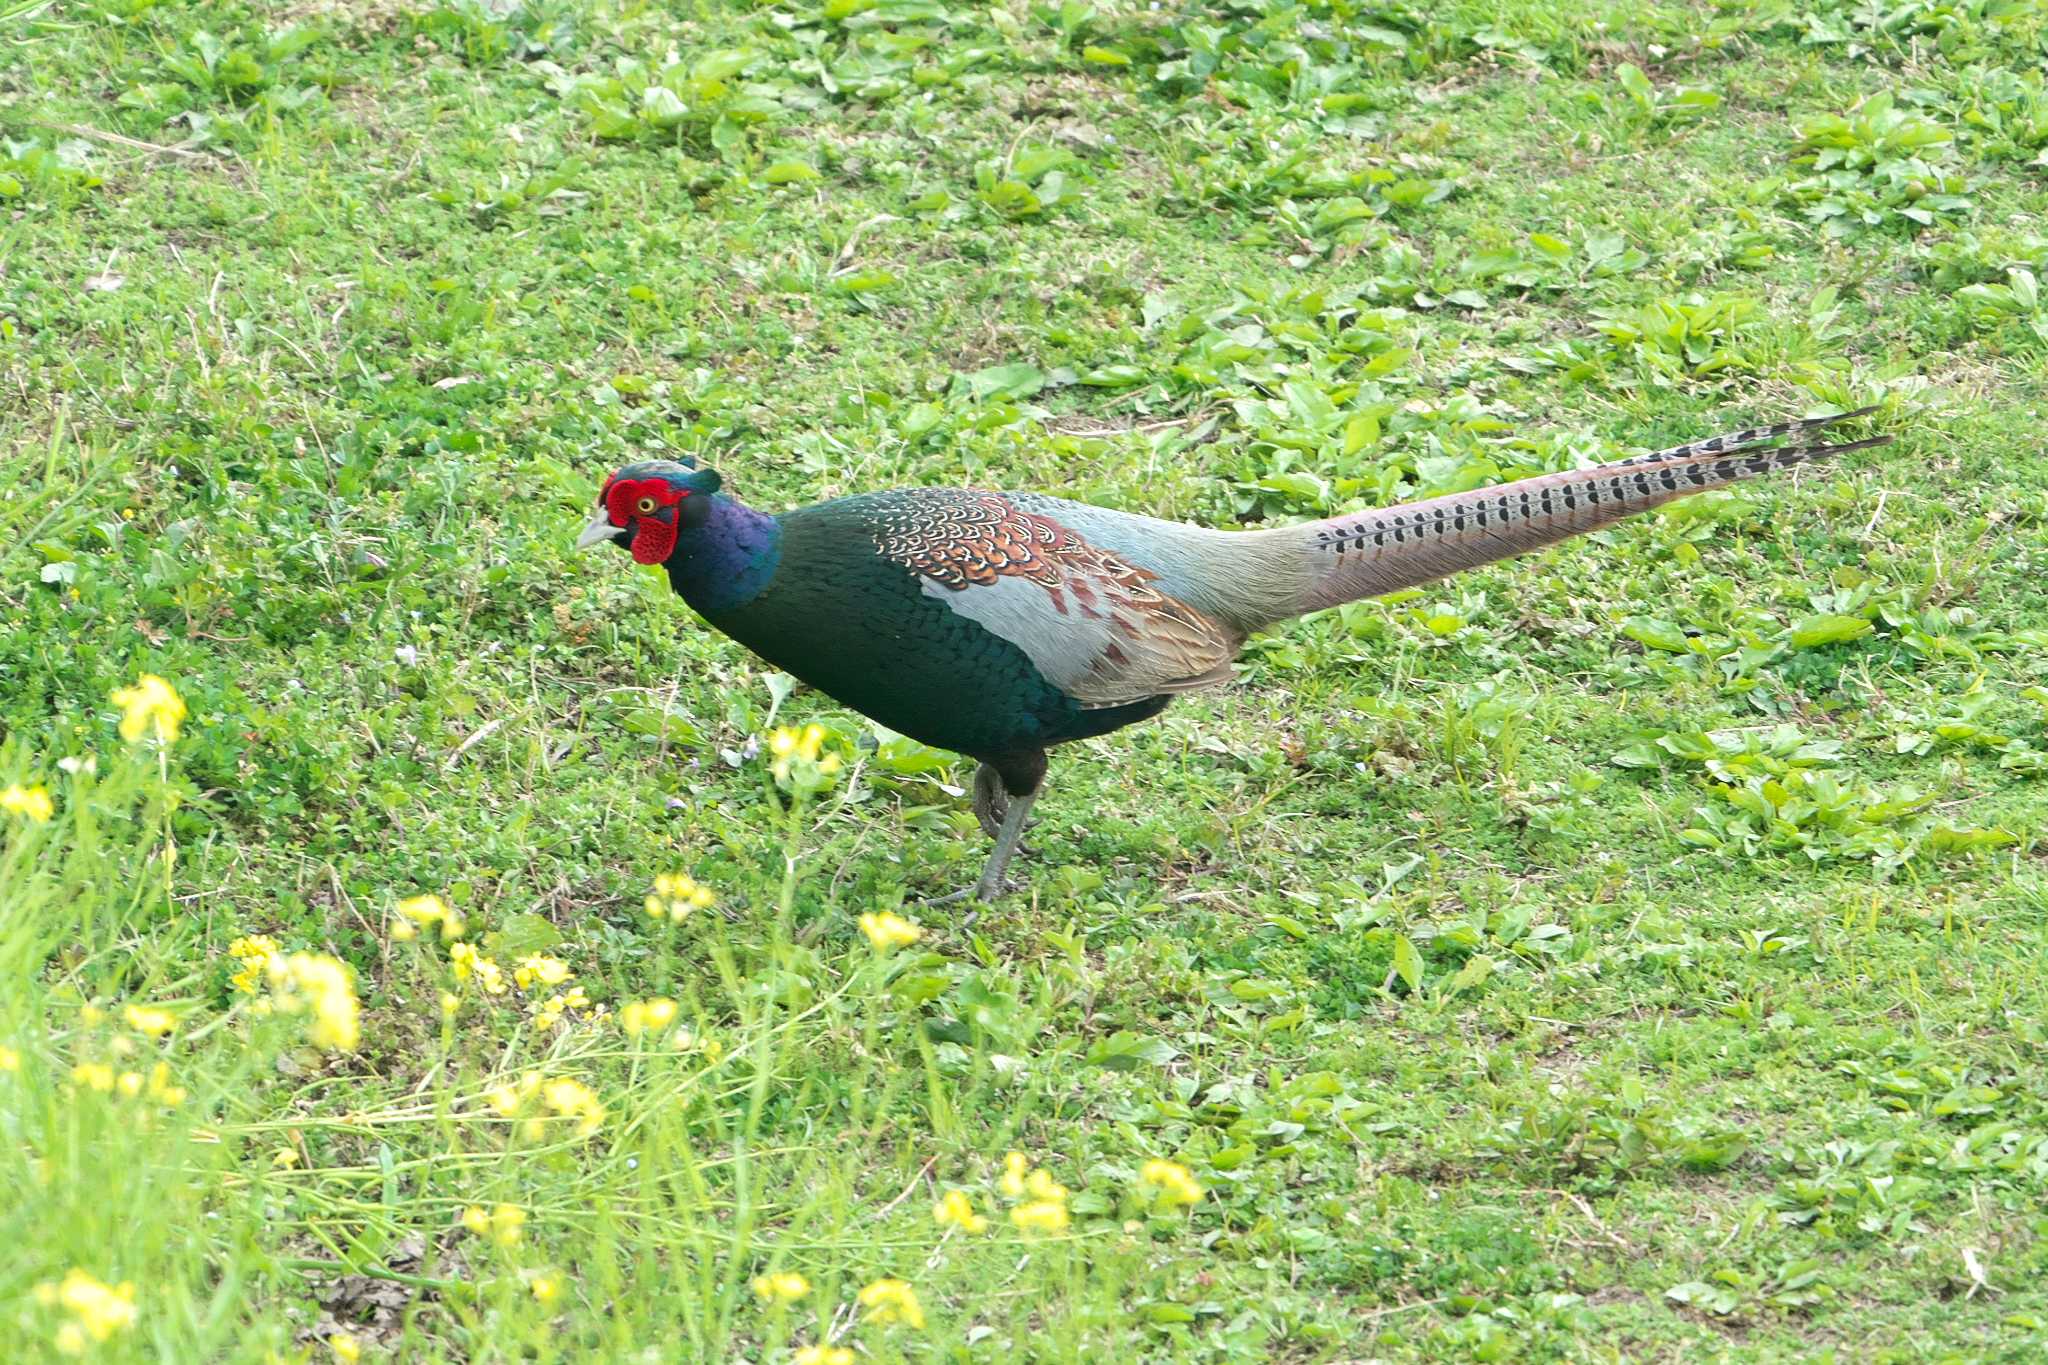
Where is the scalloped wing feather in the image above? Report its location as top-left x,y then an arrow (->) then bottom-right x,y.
872,493 -> 1242,707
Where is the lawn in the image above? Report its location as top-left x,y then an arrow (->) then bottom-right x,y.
4,0 -> 2048,1360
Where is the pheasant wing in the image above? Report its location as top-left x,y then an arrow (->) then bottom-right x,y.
872,493 -> 1241,707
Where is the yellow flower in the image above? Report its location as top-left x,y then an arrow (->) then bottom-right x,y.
933,1189 -> 988,1234
329,1332 -> 361,1362
1,783 -> 54,822
621,998 -> 678,1035
1010,1199 -> 1071,1234
855,1277 -> 925,1330
117,1071 -> 144,1098
0,1044 -> 19,1072
111,673 -> 186,744
228,936 -> 279,995
768,723 -> 844,794
1001,1152 -> 1071,1233
272,1148 -> 301,1170
858,911 -> 922,951
267,953 -> 361,1051
394,894 -> 465,940
488,1071 -> 604,1137
146,1062 -> 185,1107
123,1004 -> 175,1037
542,1077 -> 606,1136
645,871 -> 713,922
1026,1168 -> 1068,1202
1138,1158 -> 1206,1208
530,1272 -> 561,1305
451,943 -> 508,995
440,992 -> 461,1019
70,1062 -> 115,1093
793,1346 -> 853,1365
531,986 -> 592,1032
513,954 -> 571,990
459,1203 -> 525,1245
40,1269 -> 138,1346
492,1203 -> 527,1244
751,1271 -> 810,1304
487,1072 -> 541,1118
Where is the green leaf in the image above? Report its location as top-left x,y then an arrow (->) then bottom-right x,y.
1011,145 -> 1068,183
1624,617 -> 1689,652
618,704 -> 703,745
980,179 -> 1041,218
1611,741 -> 1663,769
484,913 -> 563,960
2011,267 -> 2039,313
1086,1031 -> 1178,1070
1255,471 -> 1330,504
761,160 -> 819,184
1392,935 -> 1423,994
1443,954 -> 1493,996
1788,614 -> 1871,649
1678,1131 -> 1747,1172
959,362 -> 1044,401
1342,412 -> 1379,455
639,86 -> 687,128
691,49 -> 753,82
1616,62 -> 1653,108
831,269 -> 897,294
1081,45 -> 1130,66
1138,1302 -> 1195,1323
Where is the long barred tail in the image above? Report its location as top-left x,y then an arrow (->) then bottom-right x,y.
1604,405 -> 1881,468
1281,407 -> 1890,618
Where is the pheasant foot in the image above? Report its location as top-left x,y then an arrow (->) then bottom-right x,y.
926,777 -> 1040,907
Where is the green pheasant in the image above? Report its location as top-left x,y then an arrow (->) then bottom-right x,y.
579,407 -> 1889,902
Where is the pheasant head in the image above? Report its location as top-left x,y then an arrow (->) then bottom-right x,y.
575,460 -> 723,564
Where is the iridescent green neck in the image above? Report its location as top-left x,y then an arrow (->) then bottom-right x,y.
664,494 -> 780,614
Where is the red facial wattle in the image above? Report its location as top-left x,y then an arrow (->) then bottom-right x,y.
601,478 -> 690,565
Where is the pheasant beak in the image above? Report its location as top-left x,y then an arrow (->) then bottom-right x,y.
575,511 -> 621,551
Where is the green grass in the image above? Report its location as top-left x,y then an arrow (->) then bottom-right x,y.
5,0 -> 2048,1360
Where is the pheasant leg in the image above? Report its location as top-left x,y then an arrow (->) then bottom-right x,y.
971,784 -> 1038,901
971,762 -> 1009,840
925,755 -> 1046,907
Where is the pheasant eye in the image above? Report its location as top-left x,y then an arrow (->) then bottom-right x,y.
635,496 -> 658,515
